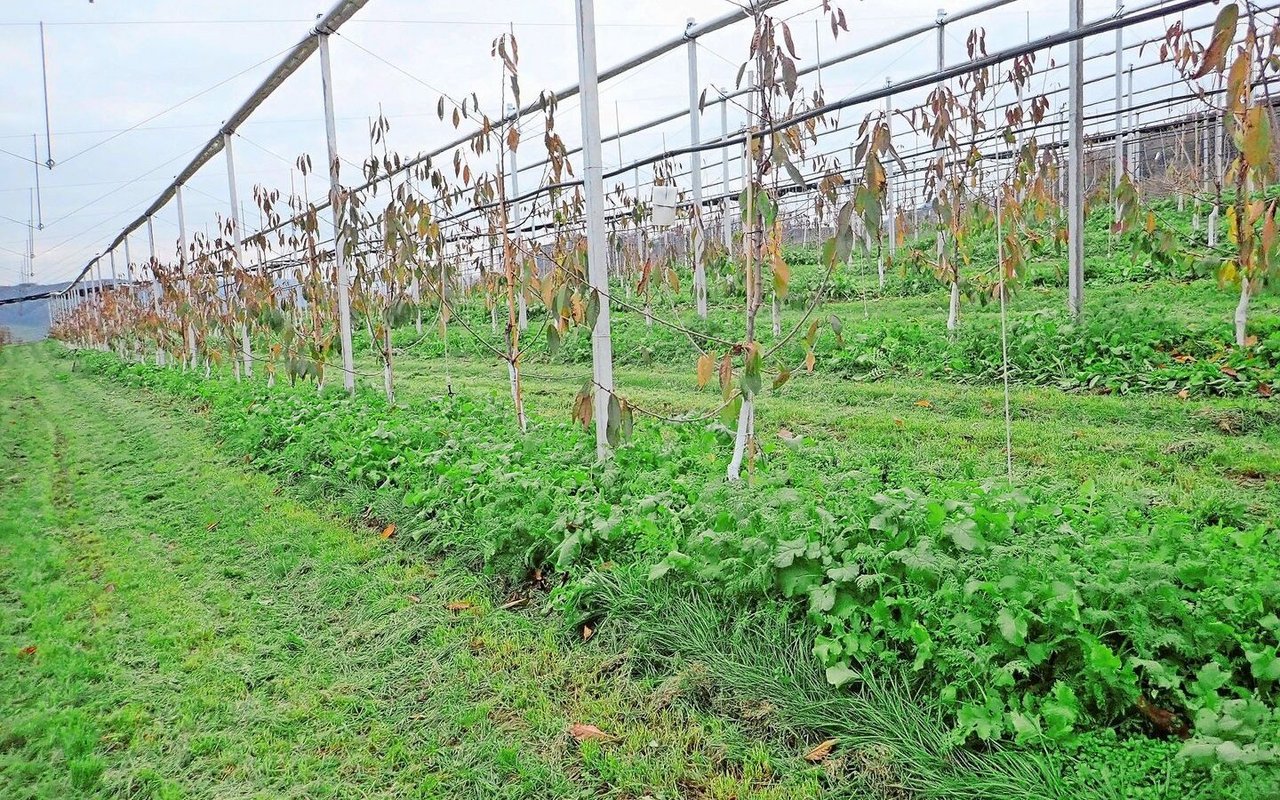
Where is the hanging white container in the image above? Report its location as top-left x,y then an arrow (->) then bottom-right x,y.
651,185 -> 678,227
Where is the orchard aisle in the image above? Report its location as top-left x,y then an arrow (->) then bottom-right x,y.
0,343 -> 824,800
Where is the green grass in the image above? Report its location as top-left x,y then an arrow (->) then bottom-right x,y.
17,255 -> 1280,797
0,343 -> 834,799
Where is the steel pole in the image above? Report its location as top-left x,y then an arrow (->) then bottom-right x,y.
506,103 -> 527,330
318,31 -> 357,394
574,0 -> 617,461
687,18 -> 707,317
1114,0 -> 1124,204
224,131 -> 253,377
176,183 -> 196,369
1067,0 -> 1085,318
721,93 -> 732,251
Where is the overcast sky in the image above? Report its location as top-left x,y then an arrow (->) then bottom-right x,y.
0,0 -> 1220,286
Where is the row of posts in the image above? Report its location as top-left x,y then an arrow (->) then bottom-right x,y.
53,1 -> 1222,457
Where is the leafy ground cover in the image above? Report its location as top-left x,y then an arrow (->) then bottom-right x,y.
0,344 -> 841,800
61,323 -> 1280,798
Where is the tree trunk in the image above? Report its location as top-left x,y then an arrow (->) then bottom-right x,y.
727,395 -> 754,480
383,323 -> 395,404
1236,277 -> 1251,348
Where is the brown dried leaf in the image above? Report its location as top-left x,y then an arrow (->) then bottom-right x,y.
915,399 -> 933,408
804,738 -> 838,762
696,352 -> 715,389
568,723 -> 616,743
445,601 -> 475,612
380,523 -> 396,539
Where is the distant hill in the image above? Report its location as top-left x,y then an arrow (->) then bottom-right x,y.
0,282 -> 72,342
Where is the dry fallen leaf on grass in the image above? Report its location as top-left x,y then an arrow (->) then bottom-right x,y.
445,601 -> 474,612
380,523 -> 396,539
804,738 -> 837,762
914,399 -> 933,408
19,645 -> 36,657
581,623 -> 596,642
407,594 -> 421,604
569,723 -> 616,743
205,520 -> 219,532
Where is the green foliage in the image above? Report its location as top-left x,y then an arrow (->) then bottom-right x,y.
823,305 -> 1280,397
78,349 -> 1280,782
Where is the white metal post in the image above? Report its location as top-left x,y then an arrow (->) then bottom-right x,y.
224,131 -> 253,378
687,18 -> 707,318
147,216 -> 165,366
1067,0 -> 1085,319
506,103 -> 528,330
573,0 -> 617,461
1126,64 -> 1136,180
123,235 -> 134,285
94,259 -> 105,349
318,30 -> 357,394
936,9 -> 946,77
1113,0 -> 1123,209
109,248 -> 118,284
883,77 -> 894,281
721,92 -> 732,252
176,183 -> 197,369
1210,106 -> 1221,249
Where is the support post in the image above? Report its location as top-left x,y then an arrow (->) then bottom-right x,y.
573,0 -> 617,461
176,183 -> 197,369
721,91 -> 732,252
687,18 -> 708,318
1067,0 -> 1085,319
123,235 -> 134,285
506,103 -> 528,330
883,77 -> 895,278
1113,0 -> 1123,209
318,30 -> 357,394
1126,64 -> 1135,181
1209,107 -> 1221,249
147,216 -> 165,366
224,131 -> 253,378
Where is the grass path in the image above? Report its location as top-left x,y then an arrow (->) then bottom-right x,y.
0,344 -> 827,799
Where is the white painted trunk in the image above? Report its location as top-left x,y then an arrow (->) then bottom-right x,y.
383,325 -> 395,404
1236,277 -> 1251,347
878,254 -> 886,289
726,395 -> 755,482
240,325 -> 253,379
506,359 -> 527,433
947,280 -> 960,331
1208,207 -> 1219,249
771,294 -> 781,338
518,291 -> 528,331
